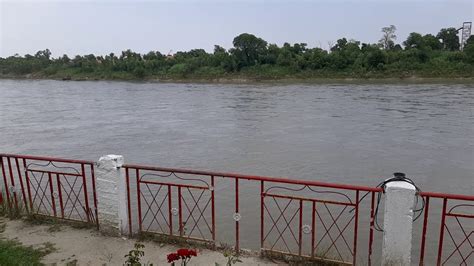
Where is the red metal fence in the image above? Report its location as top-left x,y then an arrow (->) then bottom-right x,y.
122,163 -> 383,265
416,192 -> 474,266
121,165 -> 474,265
0,154 -> 98,227
1,153 -> 473,265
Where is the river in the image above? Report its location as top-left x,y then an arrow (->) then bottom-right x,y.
1,79 -> 472,194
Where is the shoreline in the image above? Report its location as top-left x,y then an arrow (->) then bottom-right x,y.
1,75 -> 474,85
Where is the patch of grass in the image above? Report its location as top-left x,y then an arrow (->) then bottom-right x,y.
0,239 -> 55,265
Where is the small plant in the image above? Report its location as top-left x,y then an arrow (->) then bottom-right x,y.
215,249 -> 242,266
223,250 -> 242,266
167,248 -> 197,265
0,191 -> 24,219
124,242 -> 145,265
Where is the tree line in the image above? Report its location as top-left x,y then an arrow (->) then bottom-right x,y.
1,25 -> 474,80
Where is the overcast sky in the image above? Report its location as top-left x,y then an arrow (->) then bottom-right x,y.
0,0 -> 473,57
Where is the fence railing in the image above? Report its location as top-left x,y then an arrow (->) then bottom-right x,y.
416,192 -> 474,266
1,153 -> 473,265
122,163 -> 382,265
0,154 -> 98,227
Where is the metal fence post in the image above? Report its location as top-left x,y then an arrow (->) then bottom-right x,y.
96,154 -> 133,236
381,180 -> 416,265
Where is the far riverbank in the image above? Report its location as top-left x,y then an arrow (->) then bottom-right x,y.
1,74 -> 474,85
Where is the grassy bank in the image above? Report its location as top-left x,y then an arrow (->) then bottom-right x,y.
2,67 -> 474,84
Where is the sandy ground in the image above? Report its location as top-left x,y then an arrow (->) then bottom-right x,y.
0,218 -> 281,265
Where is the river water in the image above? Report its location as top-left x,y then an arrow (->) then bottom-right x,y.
1,79 -> 472,194
0,79 -> 473,263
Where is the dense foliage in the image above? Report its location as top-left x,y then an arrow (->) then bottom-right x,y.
1,26 -> 473,80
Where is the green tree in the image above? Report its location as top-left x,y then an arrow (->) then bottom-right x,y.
259,43 -> 280,65
393,44 -> 403,51
133,65 -> 146,78
362,45 -> 387,69
276,48 -> 293,67
58,54 -> 70,64
120,49 -> 142,60
437,28 -> 460,51
143,51 -> 163,61
231,33 -> 268,68
108,53 -> 117,63
211,45 -> 236,71
465,35 -> 474,46
423,34 -> 442,50
35,49 -> 51,60
306,48 -> 328,70
404,33 -> 425,49
286,43 -> 307,54
168,63 -> 189,77
464,36 -> 474,62
213,45 -> 226,54
331,38 -> 348,52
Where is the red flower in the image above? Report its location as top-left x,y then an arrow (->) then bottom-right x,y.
177,248 -> 189,258
168,249 -> 197,264
176,248 -> 197,259
189,249 -> 197,257
167,253 -> 179,263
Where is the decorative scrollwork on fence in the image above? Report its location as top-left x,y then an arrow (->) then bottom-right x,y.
139,171 -> 211,189
265,184 -> 354,204
26,160 -> 81,175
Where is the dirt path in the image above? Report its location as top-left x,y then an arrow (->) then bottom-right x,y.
0,218 -> 281,265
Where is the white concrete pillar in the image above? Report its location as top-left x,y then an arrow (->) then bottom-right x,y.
96,154 -> 132,236
381,180 -> 416,266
